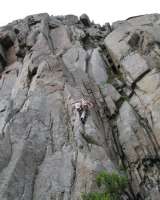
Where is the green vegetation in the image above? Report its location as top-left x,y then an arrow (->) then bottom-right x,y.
81,171 -> 128,200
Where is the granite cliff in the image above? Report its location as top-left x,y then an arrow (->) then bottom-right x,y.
0,13 -> 160,199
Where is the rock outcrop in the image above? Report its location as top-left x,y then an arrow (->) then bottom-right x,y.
0,13 -> 160,199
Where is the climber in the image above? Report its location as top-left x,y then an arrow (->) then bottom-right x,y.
72,98 -> 94,124
74,101 -> 82,113
79,99 -> 90,124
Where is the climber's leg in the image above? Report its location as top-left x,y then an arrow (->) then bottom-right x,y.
80,110 -> 88,124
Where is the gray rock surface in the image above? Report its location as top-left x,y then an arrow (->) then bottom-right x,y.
0,13 -> 160,200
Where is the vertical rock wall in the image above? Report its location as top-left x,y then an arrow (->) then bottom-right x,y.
0,13 -> 160,200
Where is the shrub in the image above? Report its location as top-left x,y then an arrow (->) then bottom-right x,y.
81,192 -> 110,200
81,171 -> 128,200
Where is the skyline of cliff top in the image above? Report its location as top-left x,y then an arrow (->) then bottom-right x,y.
0,0 -> 159,26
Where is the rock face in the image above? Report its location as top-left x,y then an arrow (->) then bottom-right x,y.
0,13 -> 160,199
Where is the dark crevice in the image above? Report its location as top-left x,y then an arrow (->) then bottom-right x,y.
85,49 -> 93,74
70,150 -> 78,198
131,69 -> 151,90
0,55 -> 6,69
28,66 -> 38,83
108,119 -> 136,200
134,109 -> 160,157
101,45 -> 120,74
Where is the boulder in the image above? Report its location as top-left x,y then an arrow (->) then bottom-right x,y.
80,14 -> 91,26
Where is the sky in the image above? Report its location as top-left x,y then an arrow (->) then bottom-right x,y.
0,0 -> 160,26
